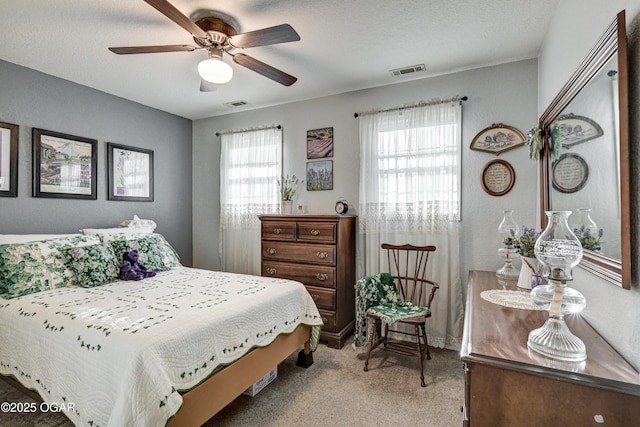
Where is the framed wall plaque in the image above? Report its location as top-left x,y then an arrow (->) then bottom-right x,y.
0,121 -> 19,197
107,142 -> 154,201
481,159 -> 515,196
552,152 -> 589,193
32,128 -> 97,200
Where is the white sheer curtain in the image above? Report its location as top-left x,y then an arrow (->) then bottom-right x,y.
220,127 -> 282,274
358,100 -> 465,350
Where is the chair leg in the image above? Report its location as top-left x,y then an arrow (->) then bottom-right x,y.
364,318 -> 377,372
415,324 -> 426,387
421,323 -> 431,360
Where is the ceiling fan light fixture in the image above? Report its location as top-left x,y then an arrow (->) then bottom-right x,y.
198,50 -> 233,84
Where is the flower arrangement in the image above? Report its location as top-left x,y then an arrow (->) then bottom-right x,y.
512,225 -> 542,258
526,125 -> 562,161
572,225 -> 604,251
277,174 -> 303,201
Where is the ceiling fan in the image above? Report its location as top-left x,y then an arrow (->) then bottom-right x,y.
108,0 -> 300,88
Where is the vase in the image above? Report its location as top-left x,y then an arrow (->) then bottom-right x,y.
517,256 -> 540,290
281,200 -> 293,214
496,210 -> 520,279
527,211 -> 587,362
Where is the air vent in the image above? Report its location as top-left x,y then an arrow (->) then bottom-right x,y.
389,64 -> 426,77
224,100 -> 248,108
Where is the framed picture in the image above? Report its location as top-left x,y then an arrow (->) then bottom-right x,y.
306,160 -> 333,191
32,128 -> 97,200
481,159 -> 515,196
107,143 -> 154,201
306,127 -> 333,159
0,121 -> 19,197
470,123 -> 526,155
552,153 -> 589,193
554,113 -> 604,148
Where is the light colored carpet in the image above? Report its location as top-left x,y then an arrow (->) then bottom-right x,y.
0,336 -> 464,426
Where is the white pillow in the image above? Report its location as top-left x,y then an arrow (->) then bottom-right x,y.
0,234 -> 82,245
81,227 -> 154,235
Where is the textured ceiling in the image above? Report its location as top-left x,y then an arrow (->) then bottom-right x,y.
0,0 -> 559,120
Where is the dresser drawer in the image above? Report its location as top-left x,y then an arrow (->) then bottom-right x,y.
296,222 -> 337,243
318,309 -> 336,330
261,221 -> 296,241
262,261 -> 336,288
304,285 -> 336,310
262,242 -> 336,266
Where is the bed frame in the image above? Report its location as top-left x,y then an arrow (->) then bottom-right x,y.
1,324 -> 314,426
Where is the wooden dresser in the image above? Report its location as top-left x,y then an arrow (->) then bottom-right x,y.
461,270 -> 640,426
259,214 -> 356,349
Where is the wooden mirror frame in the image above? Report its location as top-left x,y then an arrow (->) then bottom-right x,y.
539,10 -> 630,289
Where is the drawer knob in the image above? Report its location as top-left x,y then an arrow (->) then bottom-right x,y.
311,294 -> 319,301
273,228 -> 282,234
316,273 -> 328,281
267,248 -> 276,255
311,229 -> 320,236
321,317 -> 328,324
266,268 -> 276,275
316,251 -> 328,259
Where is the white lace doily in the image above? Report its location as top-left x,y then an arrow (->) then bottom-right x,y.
480,289 -> 545,311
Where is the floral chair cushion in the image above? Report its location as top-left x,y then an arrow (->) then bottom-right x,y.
63,243 -> 120,288
0,235 -> 101,299
353,273 -> 429,347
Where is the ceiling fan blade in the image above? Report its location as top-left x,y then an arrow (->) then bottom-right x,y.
143,0 -> 208,39
109,45 -> 197,55
232,53 -> 297,86
229,24 -> 300,48
200,79 -> 218,92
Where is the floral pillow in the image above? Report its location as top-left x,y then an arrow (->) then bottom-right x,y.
105,233 -> 181,269
110,238 -> 168,272
0,235 -> 101,299
63,243 -> 120,288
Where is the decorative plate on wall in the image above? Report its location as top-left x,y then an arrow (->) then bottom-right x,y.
481,159 -> 515,196
470,123 -> 526,155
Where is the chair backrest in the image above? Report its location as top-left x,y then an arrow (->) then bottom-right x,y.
382,243 -> 438,308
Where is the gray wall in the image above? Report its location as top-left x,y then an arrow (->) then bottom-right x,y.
538,0 -> 640,370
0,60 -> 193,266
192,59 -> 539,287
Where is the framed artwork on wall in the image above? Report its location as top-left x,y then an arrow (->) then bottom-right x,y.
481,159 -> 515,196
32,128 -> 97,200
552,153 -> 589,193
107,143 -> 154,202
306,127 -> 333,159
0,121 -> 19,197
470,123 -> 526,155
306,160 -> 333,191
554,113 -> 604,148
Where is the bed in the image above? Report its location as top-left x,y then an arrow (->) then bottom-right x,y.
0,230 -> 323,426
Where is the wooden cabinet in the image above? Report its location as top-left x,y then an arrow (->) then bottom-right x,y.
461,271 -> 640,426
259,215 -> 356,349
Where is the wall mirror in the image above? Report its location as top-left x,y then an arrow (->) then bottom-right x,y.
539,10 -> 630,289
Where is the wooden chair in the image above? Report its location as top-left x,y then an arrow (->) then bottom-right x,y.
363,244 -> 439,387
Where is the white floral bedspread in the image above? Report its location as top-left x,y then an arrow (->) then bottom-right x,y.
0,267 -> 323,426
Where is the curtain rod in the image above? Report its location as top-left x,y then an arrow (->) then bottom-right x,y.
216,124 -> 281,137
353,95 -> 467,118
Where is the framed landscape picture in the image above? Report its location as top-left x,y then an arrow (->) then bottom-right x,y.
306,160 -> 333,191
32,128 -> 97,199
0,121 -> 19,197
107,142 -> 154,201
306,127 -> 333,159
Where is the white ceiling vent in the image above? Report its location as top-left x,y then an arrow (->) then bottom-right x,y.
224,100 -> 248,108
389,64 -> 426,77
